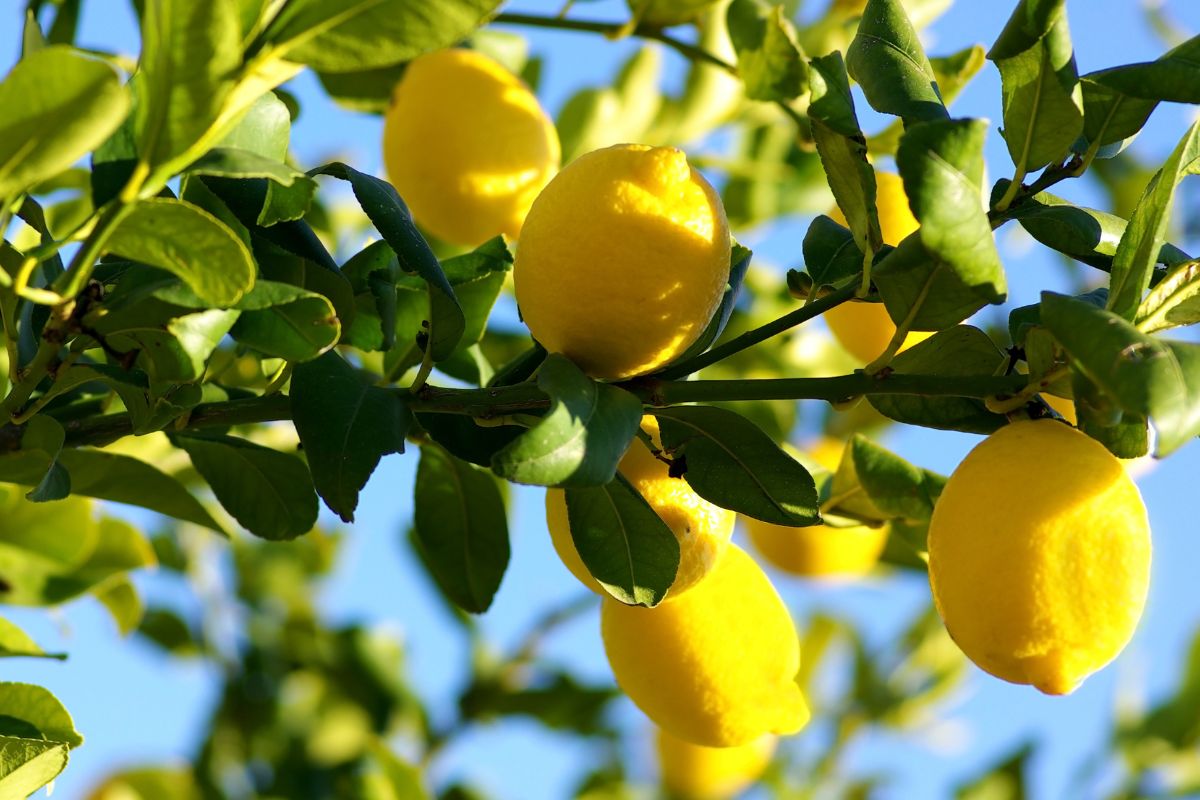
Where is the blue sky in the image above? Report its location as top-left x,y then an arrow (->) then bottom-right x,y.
4,0 -> 1200,798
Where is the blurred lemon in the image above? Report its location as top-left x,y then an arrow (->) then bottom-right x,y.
382,48 -> 559,246
514,143 -> 731,379
1042,393 -> 1077,425
825,172 -> 930,363
928,419 -> 1151,695
630,0 -> 722,26
602,545 -> 809,746
745,517 -> 887,579
657,728 -> 776,800
547,417 -> 734,598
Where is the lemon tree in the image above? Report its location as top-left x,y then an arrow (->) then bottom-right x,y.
0,0 -> 1199,797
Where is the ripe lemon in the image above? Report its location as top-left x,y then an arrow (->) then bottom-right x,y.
547,417 -> 734,598
514,143 -> 731,379
928,419 -> 1151,695
824,171 -> 930,363
382,48 -> 560,246
602,545 -> 809,746
1042,393 -> 1077,425
744,517 -> 888,578
657,728 -> 776,800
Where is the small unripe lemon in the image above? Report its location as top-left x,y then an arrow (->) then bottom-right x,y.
382,48 -> 560,246
602,545 -> 809,746
547,417 -> 734,598
514,143 -> 731,379
928,420 -> 1151,695
825,172 -> 930,363
656,728 -> 776,800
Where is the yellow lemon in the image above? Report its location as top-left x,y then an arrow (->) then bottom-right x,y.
1042,393 -> 1077,425
744,516 -> 888,578
514,143 -> 731,379
825,172 -> 929,364
382,48 -> 560,246
547,417 -> 734,597
657,728 -> 776,800
602,545 -> 809,746
928,419 -> 1151,695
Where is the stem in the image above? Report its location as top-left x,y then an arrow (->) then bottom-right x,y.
657,281 -> 860,379
53,199 -> 134,301
408,344 -> 435,392
864,272 -> 935,376
993,164 -> 1026,213
493,12 -> 737,74
0,335 -> 61,422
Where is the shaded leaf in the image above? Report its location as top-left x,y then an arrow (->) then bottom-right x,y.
847,0 -> 947,123
726,0 -> 808,102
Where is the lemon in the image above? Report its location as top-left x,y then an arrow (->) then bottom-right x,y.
744,516 -> 888,578
928,419 -> 1151,695
514,143 -> 731,379
602,545 -> 809,746
382,48 -> 560,246
547,417 -> 734,597
825,171 -> 930,363
1042,393 -> 1077,425
657,728 -> 776,800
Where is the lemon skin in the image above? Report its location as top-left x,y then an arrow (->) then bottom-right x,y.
383,48 -> 560,246
602,545 -> 809,747
825,171 -> 930,363
928,419 -> 1151,695
547,417 -> 734,598
514,143 -> 731,379
657,728 -> 776,800
745,517 -> 888,579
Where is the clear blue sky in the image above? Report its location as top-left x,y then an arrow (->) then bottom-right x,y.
3,1 -> 1200,798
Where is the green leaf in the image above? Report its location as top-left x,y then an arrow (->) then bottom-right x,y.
564,474 -> 679,607
955,743 -> 1031,800
175,433 -> 318,540
458,670 -> 618,736
0,683 -> 82,747
557,46 -> 661,163
265,0 -> 503,73
441,237 -> 513,353
106,309 -> 241,383
413,444 -> 510,614
106,197 -> 256,306
1137,259 -> 1200,333
133,0 -> 241,176
846,0 -> 947,123
1079,35 -> 1200,152
800,215 -> 864,290
362,739 -> 431,800
830,435 -> 945,522
229,281 -> 341,361
490,355 -> 643,488
213,90 -> 291,160
1041,291 -> 1200,456
43,517 -> 156,605
310,163 -> 464,360
1003,188 -> 1190,271
989,0 -> 1082,173
291,352 -> 412,522
187,148 -> 311,189
726,0 -> 808,102
94,577 -> 145,637
869,326 -> 1008,433
0,490 -> 96,605
0,737 -> 69,799
0,45 -> 130,201
877,118 -> 1006,329
0,619 -> 63,660
19,417 -> 69,503
654,405 -> 820,526
1107,121 -> 1200,320
316,64 -> 408,114
415,414 -> 523,469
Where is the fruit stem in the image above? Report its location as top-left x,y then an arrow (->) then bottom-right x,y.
657,281 -> 859,379
863,270 -> 935,376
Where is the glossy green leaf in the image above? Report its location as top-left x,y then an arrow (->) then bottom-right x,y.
869,326 -> 1008,433
564,474 -> 679,607
0,45 -> 130,201
0,737 -> 68,799
133,0 -> 241,175
440,237 -> 512,352
213,90 -> 291,160
654,405 -> 820,526
830,435 -> 945,522
316,64 -> 408,114
186,148 -> 310,190
415,413 -> 524,469
106,198 -> 256,306
846,0 -> 947,123
265,0 -> 503,73
106,309 -> 241,383
1107,121 -> 1200,320
800,215 -> 864,291
809,52 -> 881,264
19,417 -> 69,503
726,0 -> 808,102
310,162 -> 464,360
989,0 -> 1082,172
877,118 -> 1006,329
230,281 -> 341,361
94,577 -> 145,637
0,618 -> 62,660
175,433 -> 319,540
291,352 -> 412,522
413,444 -> 510,614
490,354 -> 643,488
1138,259 -> 1200,333
1041,291 -> 1200,455
43,516 -> 156,605
0,682 -> 82,747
